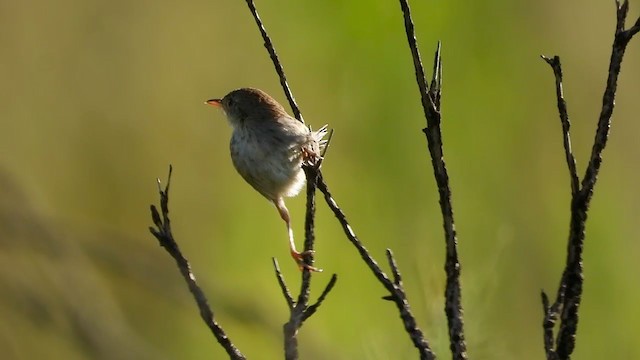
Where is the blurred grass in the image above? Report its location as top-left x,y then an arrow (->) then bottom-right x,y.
1,0 -> 639,359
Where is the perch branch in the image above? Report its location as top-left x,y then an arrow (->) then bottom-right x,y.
540,1 -> 640,359
280,164 -> 338,360
244,0 -> 304,123
148,166 -> 246,360
397,0 -> 467,358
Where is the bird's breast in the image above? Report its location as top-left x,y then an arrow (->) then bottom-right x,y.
229,125 -> 307,200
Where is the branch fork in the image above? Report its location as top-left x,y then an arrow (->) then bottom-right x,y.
540,2 -> 640,359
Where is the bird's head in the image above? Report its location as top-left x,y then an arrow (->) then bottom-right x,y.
206,88 -> 288,126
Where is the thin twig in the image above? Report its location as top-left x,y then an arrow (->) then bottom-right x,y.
244,0 -> 303,123
398,0 -> 436,116
272,258 -> 294,310
386,249 -> 402,286
429,41 -> 442,109
148,166 -> 246,360
541,1 -> 640,359
540,55 -> 580,195
397,0 -> 467,358
303,274 -> 338,321
316,172 -> 435,360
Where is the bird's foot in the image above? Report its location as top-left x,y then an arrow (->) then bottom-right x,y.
291,249 -> 323,272
301,147 -> 322,168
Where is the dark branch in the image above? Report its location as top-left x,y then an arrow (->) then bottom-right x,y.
301,165 -> 321,273
272,258 -> 295,310
244,0 -> 303,122
148,166 -> 246,360
398,0 -> 437,119
242,2 -> 337,357
397,1 -> 467,359
581,0 -> 639,200
386,249 -> 402,286
316,172 -> 435,360
540,55 -> 580,195
541,291 -> 558,360
280,162 -> 337,360
303,274 -> 338,322
541,1 -> 640,359
317,173 -> 391,287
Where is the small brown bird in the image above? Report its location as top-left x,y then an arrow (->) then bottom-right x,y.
206,88 -> 327,270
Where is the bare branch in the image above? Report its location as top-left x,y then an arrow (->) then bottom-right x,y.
301,165 -> 321,273
244,0 -> 304,123
316,173 -> 390,286
398,0 -> 436,118
397,1 -> 467,358
541,2 -> 640,359
148,166 -> 246,360
616,0 -> 629,32
280,163 -> 337,360
633,16 -> 640,36
540,55 -> 580,195
316,172 -> 435,360
272,258 -> 295,310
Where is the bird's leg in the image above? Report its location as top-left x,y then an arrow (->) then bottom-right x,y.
274,198 -> 322,272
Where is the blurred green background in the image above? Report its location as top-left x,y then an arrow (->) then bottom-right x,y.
1,0 -> 639,359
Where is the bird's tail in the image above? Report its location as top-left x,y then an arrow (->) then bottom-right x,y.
313,124 -> 330,152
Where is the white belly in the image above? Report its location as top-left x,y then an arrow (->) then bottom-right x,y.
230,126 -> 306,201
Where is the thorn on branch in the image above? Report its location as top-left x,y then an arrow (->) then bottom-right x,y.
430,41 -> 442,108
386,249 -> 402,286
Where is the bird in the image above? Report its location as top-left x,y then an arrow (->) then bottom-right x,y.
205,88 -> 327,271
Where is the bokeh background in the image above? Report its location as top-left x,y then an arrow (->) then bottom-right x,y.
1,0 -> 639,359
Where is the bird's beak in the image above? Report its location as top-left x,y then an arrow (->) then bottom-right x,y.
205,99 -> 222,108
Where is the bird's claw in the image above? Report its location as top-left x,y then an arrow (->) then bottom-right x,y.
301,147 -> 322,168
291,250 -> 323,272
